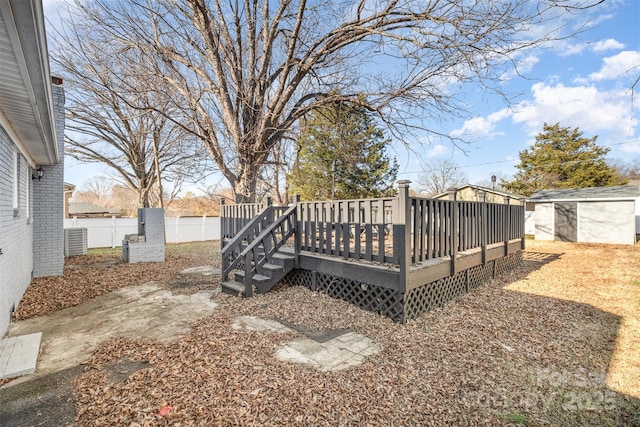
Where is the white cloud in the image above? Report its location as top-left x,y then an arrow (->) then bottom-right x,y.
593,38 -> 625,52
589,51 -> 640,81
450,109 -> 510,139
511,82 -> 636,139
559,43 -> 588,57
427,144 -> 448,157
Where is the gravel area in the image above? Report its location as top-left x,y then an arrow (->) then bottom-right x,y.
11,240 -> 640,425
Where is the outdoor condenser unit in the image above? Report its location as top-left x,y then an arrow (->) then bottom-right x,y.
64,228 -> 88,256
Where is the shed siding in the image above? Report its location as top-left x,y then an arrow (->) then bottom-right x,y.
578,201 -> 636,245
0,125 -> 34,336
534,202 -> 554,241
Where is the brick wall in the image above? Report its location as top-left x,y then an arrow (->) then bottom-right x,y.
0,125 -> 34,335
124,208 -> 166,263
32,82 -> 65,277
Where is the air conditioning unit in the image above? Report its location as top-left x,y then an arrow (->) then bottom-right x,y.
64,228 -> 88,256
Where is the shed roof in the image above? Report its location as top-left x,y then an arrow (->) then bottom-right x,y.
434,184 -> 525,200
69,202 -> 122,215
529,185 -> 640,202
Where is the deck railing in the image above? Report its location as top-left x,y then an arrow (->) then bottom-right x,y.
408,196 -> 525,264
220,200 -> 266,243
296,197 -> 398,264
221,182 -> 525,272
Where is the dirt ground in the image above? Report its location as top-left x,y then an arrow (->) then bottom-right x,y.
2,239 -> 640,426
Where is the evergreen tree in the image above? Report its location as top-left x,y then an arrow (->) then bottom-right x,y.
503,123 -> 626,196
289,103 -> 398,200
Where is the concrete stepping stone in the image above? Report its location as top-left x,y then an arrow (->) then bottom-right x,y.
0,333 -> 41,379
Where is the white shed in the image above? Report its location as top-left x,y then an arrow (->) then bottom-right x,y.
529,185 -> 640,245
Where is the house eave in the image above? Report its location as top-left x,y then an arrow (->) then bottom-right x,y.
0,0 -> 58,166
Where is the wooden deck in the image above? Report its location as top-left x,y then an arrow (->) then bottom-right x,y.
221,182 -> 525,322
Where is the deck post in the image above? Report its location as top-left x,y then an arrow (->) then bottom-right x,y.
220,198 -> 226,249
448,188 -> 458,275
395,180 -> 412,291
266,196 -> 274,226
504,196 -> 511,255
293,194 -> 301,268
520,199 -> 526,250
477,191 -> 488,265
481,195 -> 487,264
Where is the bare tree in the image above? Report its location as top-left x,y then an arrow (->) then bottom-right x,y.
65,0 -> 603,202
71,176 -> 113,207
51,14 -> 207,208
418,159 -> 467,195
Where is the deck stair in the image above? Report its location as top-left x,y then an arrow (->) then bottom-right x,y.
222,251 -> 296,296
221,204 -> 297,297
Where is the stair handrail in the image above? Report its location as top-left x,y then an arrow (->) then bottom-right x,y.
221,205 -> 275,281
238,204 -> 297,296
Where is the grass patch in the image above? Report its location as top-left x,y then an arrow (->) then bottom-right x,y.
503,413 -> 527,424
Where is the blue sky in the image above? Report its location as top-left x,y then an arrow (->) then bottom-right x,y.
396,0 -> 640,186
45,0 -> 640,193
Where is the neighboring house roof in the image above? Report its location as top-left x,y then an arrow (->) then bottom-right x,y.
64,182 -> 76,193
0,0 -> 59,166
69,202 -> 122,216
529,185 -> 640,202
434,184 -> 526,200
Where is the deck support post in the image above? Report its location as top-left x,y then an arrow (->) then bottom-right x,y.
396,180 -> 412,292
448,188 -> 458,275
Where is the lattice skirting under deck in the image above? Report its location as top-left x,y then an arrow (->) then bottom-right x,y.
281,250 -> 523,323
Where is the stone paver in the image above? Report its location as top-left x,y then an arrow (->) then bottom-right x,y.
232,316 -> 381,372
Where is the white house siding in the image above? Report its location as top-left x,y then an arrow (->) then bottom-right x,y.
32,83 -> 65,277
578,201 -> 636,245
534,202 -> 554,241
0,125 -> 34,335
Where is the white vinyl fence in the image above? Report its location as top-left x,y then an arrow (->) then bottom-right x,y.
64,216 -> 221,249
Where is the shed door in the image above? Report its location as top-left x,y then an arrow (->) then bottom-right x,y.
554,202 -> 577,242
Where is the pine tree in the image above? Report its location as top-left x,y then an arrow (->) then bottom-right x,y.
289,103 -> 398,200
503,123 -> 626,196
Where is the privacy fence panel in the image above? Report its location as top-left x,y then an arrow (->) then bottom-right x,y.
64,216 -> 221,248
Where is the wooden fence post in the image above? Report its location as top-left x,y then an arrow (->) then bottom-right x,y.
448,187 -> 458,275
395,180 -> 412,291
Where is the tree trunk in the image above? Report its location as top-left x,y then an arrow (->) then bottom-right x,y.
152,129 -> 164,208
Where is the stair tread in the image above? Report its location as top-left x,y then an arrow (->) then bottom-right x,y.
271,252 -> 295,260
232,272 -> 270,282
221,280 -> 245,295
262,263 -> 284,271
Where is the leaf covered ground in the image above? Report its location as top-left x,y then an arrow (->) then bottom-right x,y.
12,240 -> 640,425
